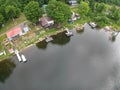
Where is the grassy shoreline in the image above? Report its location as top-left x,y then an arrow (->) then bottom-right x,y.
0,29 -> 66,62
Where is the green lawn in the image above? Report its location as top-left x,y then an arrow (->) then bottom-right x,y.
0,35 -> 7,50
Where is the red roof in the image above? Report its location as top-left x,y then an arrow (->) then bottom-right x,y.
6,27 -> 22,38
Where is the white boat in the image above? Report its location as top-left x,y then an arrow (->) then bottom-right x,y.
15,49 -> 22,62
17,54 -> 22,62
21,54 -> 27,62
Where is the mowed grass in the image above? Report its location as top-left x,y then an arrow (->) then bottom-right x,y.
0,35 -> 7,50
0,13 -> 26,34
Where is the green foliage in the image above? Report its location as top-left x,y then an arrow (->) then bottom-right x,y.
94,3 -> 106,13
5,5 -> 21,20
19,0 -> 49,9
87,0 -> 120,6
94,15 -> 111,25
78,1 -> 90,17
0,13 -> 4,27
24,1 -> 42,23
88,0 -> 95,11
108,6 -> 120,21
46,1 -> 71,23
56,0 -> 67,3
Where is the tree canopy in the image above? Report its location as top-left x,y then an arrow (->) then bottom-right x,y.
5,5 -> 20,20
0,13 -> 4,27
24,1 -> 42,23
46,1 -> 71,23
78,1 -> 90,17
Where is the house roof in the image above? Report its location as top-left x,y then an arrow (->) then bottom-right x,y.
40,16 -> 53,26
6,27 -> 22,38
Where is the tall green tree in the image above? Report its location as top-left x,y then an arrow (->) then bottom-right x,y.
24,1 -> 42,23
88,0 -> 96,11
46,1 -> 71,23
108,6 -> 120,21
77,1 -> 90,17
5,5 -> 20,21
94,3 -> 106,14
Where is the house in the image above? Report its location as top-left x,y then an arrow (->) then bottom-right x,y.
68,0 -> 78,6
6,23 -> 30,40
39,16 -> 54,28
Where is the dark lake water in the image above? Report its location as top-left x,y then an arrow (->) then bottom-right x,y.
1,24 -> 120,90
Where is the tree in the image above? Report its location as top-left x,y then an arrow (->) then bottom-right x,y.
46,1 -> 71,23
88,0 -> 95,11
5,5 -> 20,21
94,3 -> 106,14
94,15 -> 110,27
24,1 -> 42,23
77,1 -> 90,17
108,6 -> 120,21
5,0 -> 21,9
0,13 -> 4,27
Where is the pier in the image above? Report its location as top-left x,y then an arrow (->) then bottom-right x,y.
14,49 -> 27,63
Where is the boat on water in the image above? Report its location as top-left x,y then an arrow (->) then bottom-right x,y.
14,50 -> 22,62
14,49 -> 27,63
21,54 -> 27,62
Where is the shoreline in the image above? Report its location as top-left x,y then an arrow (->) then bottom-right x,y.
20,29 -> 66,52
0,23 -> 119,62
0,29 -> 67,62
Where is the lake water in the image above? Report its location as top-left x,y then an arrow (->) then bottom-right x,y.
1,24 -> 120,90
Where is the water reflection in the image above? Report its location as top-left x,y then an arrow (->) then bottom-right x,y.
36,40 -> 48,49
1,24 -> 120,90
109,32 -> 119,42
51,31 -> 70,45
0,59 -> 16,83
76,29 -> 84,34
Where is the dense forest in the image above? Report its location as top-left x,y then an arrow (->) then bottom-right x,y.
0,0 -> 120,29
